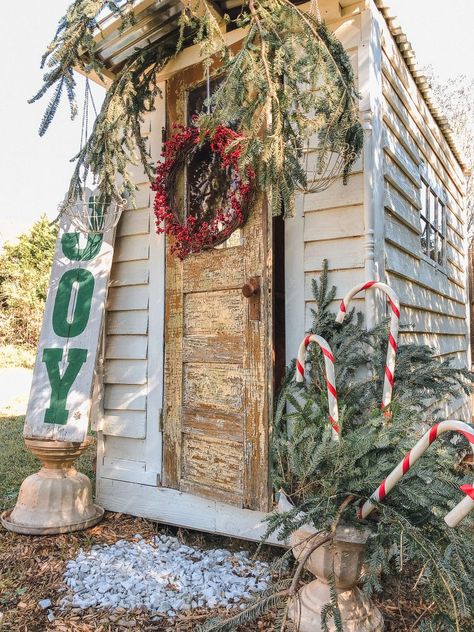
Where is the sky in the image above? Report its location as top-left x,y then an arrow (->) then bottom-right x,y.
0,0 -> 473,246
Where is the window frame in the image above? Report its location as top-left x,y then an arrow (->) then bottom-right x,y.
418,167 -> 448,272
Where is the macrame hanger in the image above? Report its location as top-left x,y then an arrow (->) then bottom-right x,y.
80,77 -> 100,190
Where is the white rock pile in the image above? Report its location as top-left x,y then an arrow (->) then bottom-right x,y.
60,534 -> 270,617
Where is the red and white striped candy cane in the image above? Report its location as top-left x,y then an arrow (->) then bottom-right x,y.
335,281 -> 400,411
360,420 -> 474,527
296,334 -> 339,440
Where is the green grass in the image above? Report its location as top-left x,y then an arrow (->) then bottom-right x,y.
0,345 -> 36,369
0,415 -> 96,512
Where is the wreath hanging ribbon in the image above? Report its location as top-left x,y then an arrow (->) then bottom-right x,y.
152,124 -> 255,259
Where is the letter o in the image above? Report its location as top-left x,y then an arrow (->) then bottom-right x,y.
52,269 -> 95,338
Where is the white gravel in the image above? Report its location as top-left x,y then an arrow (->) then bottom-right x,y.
60,534 -> 270,617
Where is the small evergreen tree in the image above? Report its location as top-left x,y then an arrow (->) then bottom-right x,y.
199,262 -> 474,632
0,216 -> 57,349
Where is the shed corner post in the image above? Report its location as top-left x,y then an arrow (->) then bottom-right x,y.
359,1 -> 385,329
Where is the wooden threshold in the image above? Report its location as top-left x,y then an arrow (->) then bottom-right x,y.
97,478 -> 284,545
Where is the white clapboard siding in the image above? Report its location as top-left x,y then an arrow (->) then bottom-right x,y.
304,269 -> 366,302
304,205 -> 365,241
379,14 -> 469,384
285,12 -> 367,344
305,236 -> 366,273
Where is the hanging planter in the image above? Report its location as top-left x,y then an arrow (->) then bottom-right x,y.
153,124 -> 255,259
59,194 -> 126,235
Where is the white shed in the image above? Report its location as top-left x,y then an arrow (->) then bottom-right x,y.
13,0 -> 472,540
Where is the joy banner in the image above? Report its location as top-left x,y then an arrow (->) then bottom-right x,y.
23,201 -> 115,443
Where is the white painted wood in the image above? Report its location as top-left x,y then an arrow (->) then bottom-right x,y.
114,234 -> 150,262
304,268 -> 366,302
103,384 -> 147,410
304,236 -> 365,272
97,479 -> 283,545
303,172 -> 364,211
24,210 -> 115,442
304,205 -> 364,241
104,359 -> 147,384
381,63 -> 465,205
285,195 -> 305,364
359,5 -> 385,327
109,260 -> 150,287
99,467 -> 159,486
103,456 -> 146,471
379,32 -> 465,191
131,185 -> 152,211
383,126 -> 421,187
305,298 -> 365,327
106,310 -> 149,335
103,411 -> 147,439
385,244 -> 465,303
105,334 -> 148,360
382,107 -> 421,167
384,181 -> 420,235
399,307 -> 467,336
384,153 -> 421,210
400,332 -> 467,358
103,435 -> 147,460
107,285 -> 149,311
387,273 -> 467,319
332,13 -> 362,49
117,208 -> 150,236
144,84 -> 167,481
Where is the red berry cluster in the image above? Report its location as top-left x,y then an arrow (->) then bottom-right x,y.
152,124 -> 255,259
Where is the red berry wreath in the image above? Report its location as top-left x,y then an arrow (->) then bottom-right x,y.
152,124 -> 255,259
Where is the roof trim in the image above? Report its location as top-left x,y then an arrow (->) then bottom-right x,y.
374,0 -> 470,176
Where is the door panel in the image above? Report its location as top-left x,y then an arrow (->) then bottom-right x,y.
163,61 -> 271,511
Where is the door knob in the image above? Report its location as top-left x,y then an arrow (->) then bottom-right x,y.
242,277 -> 260,298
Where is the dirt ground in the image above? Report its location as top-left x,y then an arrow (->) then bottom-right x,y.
0,511 -> 437,632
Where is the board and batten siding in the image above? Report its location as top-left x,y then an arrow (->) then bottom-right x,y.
377,10 -> 470,418
95,87 -> 166,489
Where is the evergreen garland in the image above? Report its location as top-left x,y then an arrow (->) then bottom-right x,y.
32,0 -> 362,211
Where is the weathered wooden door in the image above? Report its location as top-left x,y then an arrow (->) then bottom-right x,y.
162,63 -> 272,512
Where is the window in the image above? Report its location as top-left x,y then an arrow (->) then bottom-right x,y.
420,179 -> 446,266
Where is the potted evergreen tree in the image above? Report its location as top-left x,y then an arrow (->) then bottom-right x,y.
199,261 -> 474,632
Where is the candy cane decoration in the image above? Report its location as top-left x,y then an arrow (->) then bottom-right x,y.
296,334 -> 339,440
360,420 -> 474,527
335,281 -> 400,411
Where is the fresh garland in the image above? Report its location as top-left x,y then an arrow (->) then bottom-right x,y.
153,124 -> 254,259
32,0 -> 363,215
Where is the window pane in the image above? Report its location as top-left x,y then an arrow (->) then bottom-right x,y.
429,190 -> 437,226
437,235 -> 445,265
420,217 -> 428,255
420,181 -> 428,223
429,225 -> 436,261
